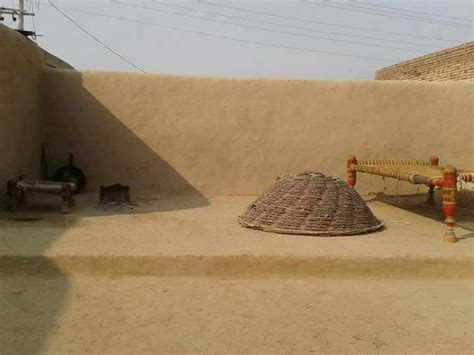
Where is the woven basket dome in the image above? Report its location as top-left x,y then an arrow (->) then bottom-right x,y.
239,172 -> 383,236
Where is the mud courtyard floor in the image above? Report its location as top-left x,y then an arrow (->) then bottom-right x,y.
0,194 -> 473,353
2,275 -> 473,353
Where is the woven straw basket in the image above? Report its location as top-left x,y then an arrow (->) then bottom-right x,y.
239,172 -> 383,236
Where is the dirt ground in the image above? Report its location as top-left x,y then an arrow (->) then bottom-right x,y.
0,193 -> 473,353
1,275 -> 473,354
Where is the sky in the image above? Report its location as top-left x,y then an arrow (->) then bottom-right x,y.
1,0 -> 473,79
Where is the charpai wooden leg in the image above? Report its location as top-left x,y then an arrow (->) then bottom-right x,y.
60,200 -> 70,214
18,188 -> 28,206
429,155 -> 439,167
347,155 -> 357,187
69,194 -> 76,208
427,155 -> 439,204
60,183 -> 72,214
427,184 -> 435,204
442,166 -> 458,243
6,180 -> 17,212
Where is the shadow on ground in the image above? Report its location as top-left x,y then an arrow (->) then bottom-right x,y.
374,191 -> 474,234
0,70 -> 209,353
0,210 -> 70,353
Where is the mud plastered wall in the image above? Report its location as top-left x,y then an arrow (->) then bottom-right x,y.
0,24 -> 43,194
41,70 -> 474,196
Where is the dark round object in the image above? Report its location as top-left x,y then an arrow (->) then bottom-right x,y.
53,153 -> 86,193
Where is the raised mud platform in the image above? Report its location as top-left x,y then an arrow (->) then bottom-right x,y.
0,193 -> 472,278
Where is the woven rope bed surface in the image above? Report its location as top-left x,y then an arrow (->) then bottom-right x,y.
352,160 -> 474,183
239,172 -> 383,236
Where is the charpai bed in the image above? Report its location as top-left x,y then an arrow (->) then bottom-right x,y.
346,155 -> 474,243
6,178 -> 77,214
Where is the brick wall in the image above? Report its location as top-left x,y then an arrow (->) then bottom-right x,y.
375,41 -> 474,81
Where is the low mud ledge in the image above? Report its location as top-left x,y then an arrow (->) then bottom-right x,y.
1,254 -> 472,279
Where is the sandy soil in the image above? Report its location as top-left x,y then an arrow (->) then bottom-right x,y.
1,275 -> 473,354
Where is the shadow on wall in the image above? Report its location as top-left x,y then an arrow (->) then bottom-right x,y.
41,69 -> 209,213
0,69 -> 209,353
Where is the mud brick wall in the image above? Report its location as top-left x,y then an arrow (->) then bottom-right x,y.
375,42 -> 474,81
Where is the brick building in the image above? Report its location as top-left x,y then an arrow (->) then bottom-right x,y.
375,41 -> 474,81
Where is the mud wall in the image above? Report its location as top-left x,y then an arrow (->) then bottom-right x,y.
0,24 -> 43,194
41,70 -> 474,196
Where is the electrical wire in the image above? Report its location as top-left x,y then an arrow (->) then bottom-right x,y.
302,0 -> 473,29
115,1 -> 427,53
198,1 -> 461,44
354,0 -> 473,23
47,0 -> 146,73
41,3 -> 396,63
150,0 -> 442,50
314,0 -> 473,28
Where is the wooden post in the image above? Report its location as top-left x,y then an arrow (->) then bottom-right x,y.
442,166 -> 458,243
427,155 -> 439,204
347,155 -> 357,187
18,0 -> 25,31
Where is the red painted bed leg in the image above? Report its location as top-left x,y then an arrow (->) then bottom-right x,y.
347,155 -> 357,187
442,166 -> 458,243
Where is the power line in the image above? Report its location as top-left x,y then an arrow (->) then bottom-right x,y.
302,0 -> 473,29
354,0 -> 473,23
342,1 -> 474,27
41,3 -> 396,63
115,1 -> 426,53
47,0 -> 146,73
314,0 -> 473,28
150,0 -> 442,50
199,1 -> 461,44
